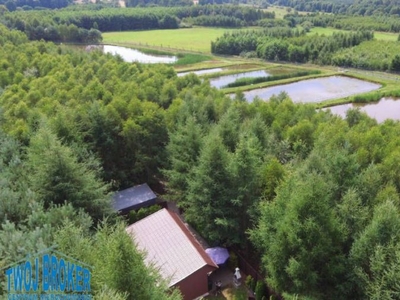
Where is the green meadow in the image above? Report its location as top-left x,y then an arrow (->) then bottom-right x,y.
102,27 -> 257,53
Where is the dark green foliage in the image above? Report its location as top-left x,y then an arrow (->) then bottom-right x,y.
26,125 -> 112,222
128,205 -> 162,224
223,70 -> 321,88
391,54 -> 400,72
255,280 -> 268,300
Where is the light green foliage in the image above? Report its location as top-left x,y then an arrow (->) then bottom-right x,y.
186,131 -> 235,243
250,172 -> 347,299
26,125 -> 111,222
350,201 -> 400,299
164,116 -> 204,204
55,222 -> 182,300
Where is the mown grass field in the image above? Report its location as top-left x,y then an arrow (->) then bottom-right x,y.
103,27 -> 256,53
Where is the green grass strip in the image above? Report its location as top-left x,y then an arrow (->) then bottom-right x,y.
223,70 -> 322,88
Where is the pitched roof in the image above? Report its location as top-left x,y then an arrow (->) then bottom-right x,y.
126,208 -> 218,286
113,183 -> 157,212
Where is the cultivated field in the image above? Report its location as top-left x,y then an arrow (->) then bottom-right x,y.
102,27 -> 256,53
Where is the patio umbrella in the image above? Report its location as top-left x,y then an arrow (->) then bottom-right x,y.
205,247 -> 230,265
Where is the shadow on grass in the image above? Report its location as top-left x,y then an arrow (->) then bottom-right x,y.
205,284 -> 248,300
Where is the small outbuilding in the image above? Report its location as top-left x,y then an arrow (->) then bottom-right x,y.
126,208 -> 218,300
112,183 -> 157,214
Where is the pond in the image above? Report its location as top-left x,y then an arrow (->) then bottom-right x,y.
86,45 -> 177,64
209,70 -> 270,89
324,98 -> 400,123
237,76 -> 381,103
177,68 -> 224,77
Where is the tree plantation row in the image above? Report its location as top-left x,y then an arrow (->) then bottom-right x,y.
2,23 -> 400,299
211,28 -> 400,71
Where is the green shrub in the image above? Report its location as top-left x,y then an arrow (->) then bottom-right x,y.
128,205 -> 161,224
255,280 -> 268,300
228,251 -> 239,269
245,275 -> 255,291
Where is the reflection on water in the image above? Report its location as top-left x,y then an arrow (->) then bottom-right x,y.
86,45 -> 177,64
325,98 -> 400,123
177,68 -> 223,77
239,76 -> 381,103
210,70 -> 270,89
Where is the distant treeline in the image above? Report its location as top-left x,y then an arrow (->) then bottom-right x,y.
0,5 -> 268,42
126,0 -> 193,7
212,28 -> 373,65
287,13 -> 400,33
0,0 -> 71,10
268,0 -> 400,16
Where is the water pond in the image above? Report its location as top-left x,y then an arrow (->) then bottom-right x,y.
324,98 -> 400,123
209,70 -> 270,89
177,68 -> 224,77
238,76 -> 381,103
86,45 -> 177,64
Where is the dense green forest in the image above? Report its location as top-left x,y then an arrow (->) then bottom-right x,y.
212,28 -> 374,65
0,5 -> 267,41
3,1 -> 400,298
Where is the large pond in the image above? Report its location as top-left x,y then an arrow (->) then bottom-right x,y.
177,68 -> 224,77
238,76 -> 381,103
325,98 -> 400,123
86,45 -> 177,64
210,70 -> 270,89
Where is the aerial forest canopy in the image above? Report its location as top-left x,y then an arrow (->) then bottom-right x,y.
3,1 -> 400,296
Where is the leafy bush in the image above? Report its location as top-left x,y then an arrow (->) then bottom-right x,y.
128,205 -> 161,224
255,280 -> 268,300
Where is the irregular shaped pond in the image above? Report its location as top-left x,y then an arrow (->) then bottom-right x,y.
210,70 -> 270,89
177,68 -> 223,77
238,76 -> 381,103
324,98 -> 400,123
86,45 -> 177,64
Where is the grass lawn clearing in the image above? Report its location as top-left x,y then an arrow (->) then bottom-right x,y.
102,27 -> 258,53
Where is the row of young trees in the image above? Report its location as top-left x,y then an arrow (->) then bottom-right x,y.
212,28 -> 373,64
